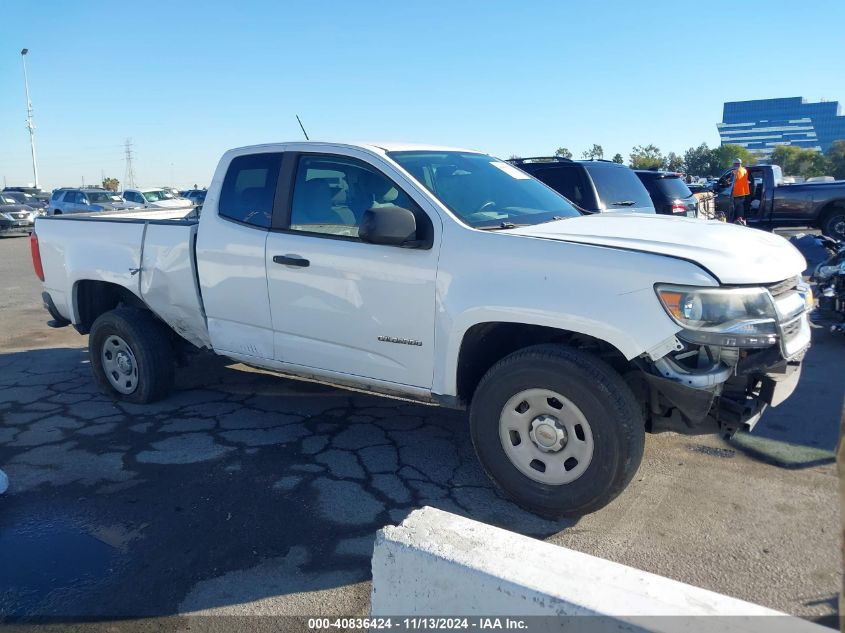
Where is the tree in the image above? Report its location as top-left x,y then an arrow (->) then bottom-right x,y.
508,154 -> 522,160
683,143 -> 715,177
665,151 -> 684,172
554,147 -> 572,159
611,153 -> 624,164
581,144 -> 604,160
711,144 -> 755,173
102,177 -> 119,192
770,145 -> 830,178
826,140 -> 845,180
629,144 -> 665,170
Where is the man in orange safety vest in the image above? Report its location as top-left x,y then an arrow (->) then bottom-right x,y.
729,158 -> 752,225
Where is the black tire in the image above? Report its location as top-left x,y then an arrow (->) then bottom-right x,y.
89,307 -> 175,403
821,207 -> 845,241
469,344 -> 645,518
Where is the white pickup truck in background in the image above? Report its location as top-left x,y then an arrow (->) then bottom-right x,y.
31,141 -> 812,517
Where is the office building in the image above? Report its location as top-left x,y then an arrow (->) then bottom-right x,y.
717,97 -> 845,158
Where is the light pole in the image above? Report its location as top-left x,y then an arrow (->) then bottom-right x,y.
20,48 -> 40,189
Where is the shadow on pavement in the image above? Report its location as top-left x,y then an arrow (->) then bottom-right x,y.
724,326 -> 845,469
0,346 -> 574,620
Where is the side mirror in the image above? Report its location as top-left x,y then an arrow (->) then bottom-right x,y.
359,205 -> 418,247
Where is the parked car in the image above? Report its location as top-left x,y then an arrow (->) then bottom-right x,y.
160,187 -> 183,198
0,193 -> 36,236
2,190 -> 48,214
635,170 -> 698,217
50,188 -> 136,215
181,189 -> 207,210
713,165 -> 845,240
508,157 -> 655,214
4,186 -> 50,204
32,141 -> 811,518
122,188 -> 193,210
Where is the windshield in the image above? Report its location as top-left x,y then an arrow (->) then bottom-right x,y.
142,190 -> 168,202
388,151 -> 581,228
86,191 -> 117,203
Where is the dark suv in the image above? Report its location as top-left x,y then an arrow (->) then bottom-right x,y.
508,157 -> 655,214
634,170 -> 698,217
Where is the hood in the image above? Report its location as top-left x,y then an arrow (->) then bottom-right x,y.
508,213 -> 806,285
16,199 -> 46,208
0,204 -> 34,215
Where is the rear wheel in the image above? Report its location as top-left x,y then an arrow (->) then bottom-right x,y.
821,207 -> 845,241
89,308 -> 175,403
469,344 -> 645,518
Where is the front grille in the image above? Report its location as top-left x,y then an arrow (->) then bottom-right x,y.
766,277 -> 798,298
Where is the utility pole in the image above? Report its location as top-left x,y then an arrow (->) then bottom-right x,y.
20,49 -> 39,189
124,139 -> 136,188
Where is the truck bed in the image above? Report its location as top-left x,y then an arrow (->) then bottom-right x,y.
35,210 -> 211,349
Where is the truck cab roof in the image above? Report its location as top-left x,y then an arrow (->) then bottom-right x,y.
226,140 -> 483,156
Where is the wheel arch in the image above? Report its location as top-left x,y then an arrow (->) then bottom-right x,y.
453,321 -> 634,406
73,279 -> 148,334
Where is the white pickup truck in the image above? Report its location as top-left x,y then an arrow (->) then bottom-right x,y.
31,141 -> 812,517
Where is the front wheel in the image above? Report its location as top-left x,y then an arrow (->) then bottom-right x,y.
89,308 -> 175,403
469,344 -> 645,518
821,207 -> 845,241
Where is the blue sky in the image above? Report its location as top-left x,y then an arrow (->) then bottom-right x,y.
1,0 -> 843,189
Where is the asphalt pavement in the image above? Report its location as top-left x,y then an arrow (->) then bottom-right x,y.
0,232 -> 842,628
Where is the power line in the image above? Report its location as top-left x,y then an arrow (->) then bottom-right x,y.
123,138 -> 136,188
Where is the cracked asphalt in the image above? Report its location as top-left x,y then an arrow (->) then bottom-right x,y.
1,234 -> 843,628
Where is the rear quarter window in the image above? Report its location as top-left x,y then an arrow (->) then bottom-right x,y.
530,166 -> 592,209
218,153 -> 283,228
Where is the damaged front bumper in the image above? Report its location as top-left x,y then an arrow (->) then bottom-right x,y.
643,350 -> 804,438
640,280 -> 811,438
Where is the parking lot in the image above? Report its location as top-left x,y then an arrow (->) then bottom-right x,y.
0,233 -> 842,626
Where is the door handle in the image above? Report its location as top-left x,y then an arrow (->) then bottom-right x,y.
273,254 -> 310,268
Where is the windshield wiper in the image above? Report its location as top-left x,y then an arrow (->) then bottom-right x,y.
478,221 -> 524,230
610,200 -> 636,206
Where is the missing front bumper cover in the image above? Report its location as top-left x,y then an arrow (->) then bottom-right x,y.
642,362 -> 802,438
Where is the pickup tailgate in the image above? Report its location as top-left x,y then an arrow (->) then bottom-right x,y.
36,212 -> 211,349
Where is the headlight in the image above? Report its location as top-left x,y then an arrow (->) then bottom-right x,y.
1,212 -> 15,222
655,285 -> 778,347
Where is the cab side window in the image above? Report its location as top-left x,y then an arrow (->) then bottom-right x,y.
218,153 -> 283,228
289,155 -> 413,238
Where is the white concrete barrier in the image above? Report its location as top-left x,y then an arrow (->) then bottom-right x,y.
371,506 -> 827,633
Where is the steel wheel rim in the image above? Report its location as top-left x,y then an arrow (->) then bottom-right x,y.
498,388 -> 594,485
101,334 -> 139,394
830,214 -> 845,240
